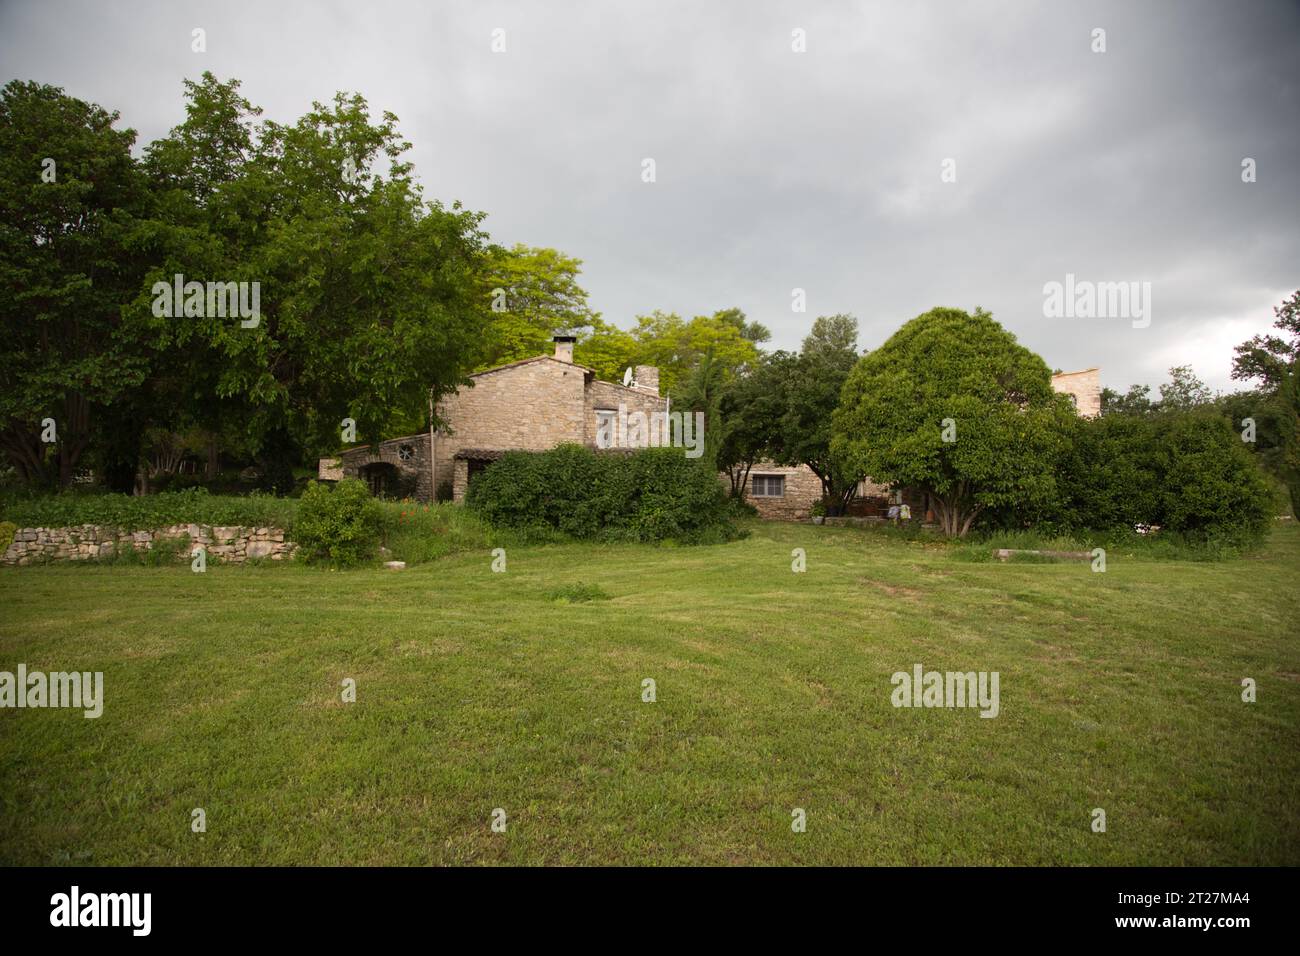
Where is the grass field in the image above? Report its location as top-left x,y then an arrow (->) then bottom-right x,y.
1,520 -> 1297,865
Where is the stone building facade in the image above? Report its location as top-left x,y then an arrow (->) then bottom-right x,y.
331,336 -> 667,502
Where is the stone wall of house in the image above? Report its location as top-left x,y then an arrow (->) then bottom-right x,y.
338,435 -> 432,500
734,462 -> 826,520
452,458 -> 471,503
585,380 -> 669,446
436,357 -> 588,501
2,524 -> 296,566
1051,368 -> 1101,418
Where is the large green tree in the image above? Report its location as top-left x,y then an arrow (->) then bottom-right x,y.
480,244 -> 601,369
832,307 -> 1073,537
0,80 -> 151,486
774,314 -> 864,511
625,309 -> 762,397
134,72 -> 266,487
717,350 -> 795,497
133,78 -> 496,464
1231,290 -> 1300,514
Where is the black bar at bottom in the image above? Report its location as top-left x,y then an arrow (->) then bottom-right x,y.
0,866 -> 1282,942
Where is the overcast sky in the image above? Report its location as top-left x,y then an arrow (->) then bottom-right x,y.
3,0 -> 1297,393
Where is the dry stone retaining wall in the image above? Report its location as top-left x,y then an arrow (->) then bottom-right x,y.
1,524 -> 296,566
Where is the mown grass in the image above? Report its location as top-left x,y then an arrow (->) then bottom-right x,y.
0,519 -> 1296,866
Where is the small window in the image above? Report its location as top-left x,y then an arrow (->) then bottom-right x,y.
398,444 -> 415,462
751,474 -> 785,497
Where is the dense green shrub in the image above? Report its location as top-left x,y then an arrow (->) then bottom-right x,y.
292,479 -> 383,566
0,487 -> 297,530
1156,412 -> 1273,543
1054,414 -> 1163,531
0,520 -> 15,553
466,444 -> 741,543
991,410 -> 1274,547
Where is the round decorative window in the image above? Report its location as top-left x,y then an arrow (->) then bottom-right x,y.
398,444 -> 414,462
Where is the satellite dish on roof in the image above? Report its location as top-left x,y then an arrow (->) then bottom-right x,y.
623,367 -> 635,387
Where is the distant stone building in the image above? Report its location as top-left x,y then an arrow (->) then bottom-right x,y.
1050,368 -> 1101,418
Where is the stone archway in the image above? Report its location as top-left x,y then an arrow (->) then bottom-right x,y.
359,462 -> 400,498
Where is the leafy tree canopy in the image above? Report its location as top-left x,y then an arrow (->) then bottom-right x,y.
832,307 -> 1074,537
0,79 -> 150,486
480,244 -> 600,370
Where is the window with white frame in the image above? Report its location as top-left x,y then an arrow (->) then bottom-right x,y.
751,474 -> 785,497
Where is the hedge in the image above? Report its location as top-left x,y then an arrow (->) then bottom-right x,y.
466,444 -> 742,543
0,487 -> 298,531
1000,410 -> 1275,546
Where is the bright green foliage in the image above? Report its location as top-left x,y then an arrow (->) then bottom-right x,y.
776,314 -> 864,510
292,478 -> 382,566
574,318 -> 637,382
479,244 -> 601,369
466,444 -> 741,543
0,520 -> 14,553
626,310 -> 761,397
832,307 -> 1074,537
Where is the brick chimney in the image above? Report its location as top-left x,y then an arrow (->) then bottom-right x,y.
553,334 -> 576,363
634,365 -> 659,396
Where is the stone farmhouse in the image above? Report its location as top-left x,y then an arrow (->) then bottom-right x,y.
323,336 -> 666,502
321,336 -> 1100,522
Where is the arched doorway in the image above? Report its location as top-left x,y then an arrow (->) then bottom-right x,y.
359,462 -> 400,498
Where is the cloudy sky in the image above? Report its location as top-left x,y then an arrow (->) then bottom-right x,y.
3,0 -> 1297,393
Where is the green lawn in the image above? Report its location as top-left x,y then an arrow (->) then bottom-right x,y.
1,520 -> 1297,866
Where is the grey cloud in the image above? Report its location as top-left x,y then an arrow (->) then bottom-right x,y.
2,0 -> 1296,392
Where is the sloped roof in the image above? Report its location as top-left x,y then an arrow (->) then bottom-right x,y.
471,354 -> 595,378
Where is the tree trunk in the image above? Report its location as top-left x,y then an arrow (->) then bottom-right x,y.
932,489 -> 979,538
56,390 -> 90,488
1,426 -> 49,484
